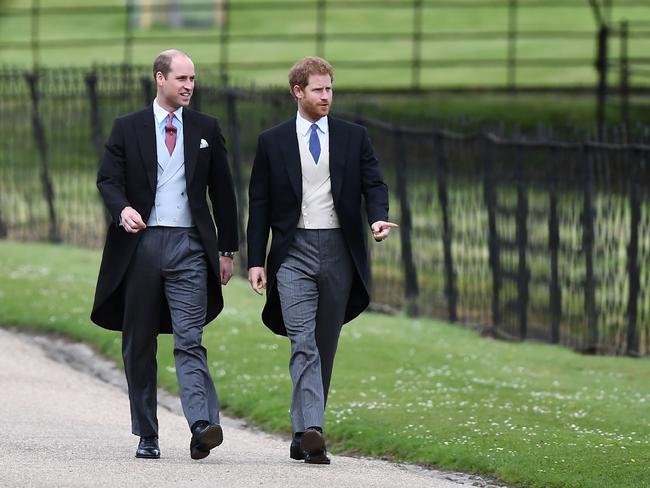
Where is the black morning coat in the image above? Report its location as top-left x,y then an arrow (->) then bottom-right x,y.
90,106 -> 238,334
246,116 -> 389,336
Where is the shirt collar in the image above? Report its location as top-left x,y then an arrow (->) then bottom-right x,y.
153,98 -> 183,126
296,111 -> 328,137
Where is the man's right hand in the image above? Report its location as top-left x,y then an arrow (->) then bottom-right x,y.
248,266 -> 266,295
120,206 -> 146,233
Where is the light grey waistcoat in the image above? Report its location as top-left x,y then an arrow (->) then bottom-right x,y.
147,123 -> 193,227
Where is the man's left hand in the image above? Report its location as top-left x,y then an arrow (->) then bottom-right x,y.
371,221 -> 399,242
220,255 -> 234,285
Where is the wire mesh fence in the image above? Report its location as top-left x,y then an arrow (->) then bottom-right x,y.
1,65 -> 649,356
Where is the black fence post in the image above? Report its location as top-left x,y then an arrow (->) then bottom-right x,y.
514,145 -> 529,339
225,90 -> 247,277
582,144 -> 598,352
411,0 -> 423,90
619,20 -> 630,136
191,85 -> 202,112
85,70 -> 110,227
507,0 -> 518,91
86,71 -> 104,165
0,183 -> 7,238
434,132 -> 457,322
0,208 -> 7,238
316,0 -> 326,58
219,0 -> 231,84
26,71 -> 61,243
548,148 -> 561,343
394,128 -> 419,316
483,141 -> 501,331
626,151 -> 640,356
123,0 -> 134,66
140,77 -> 153,107
595,24 -> 609,140
30,0 -> 41,68
270,93 -> 284,126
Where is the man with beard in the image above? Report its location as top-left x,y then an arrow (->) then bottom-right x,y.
247,56 -> 397,464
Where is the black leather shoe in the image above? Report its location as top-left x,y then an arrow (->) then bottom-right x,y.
290,438 -> 305,460
135,436 -> 160,459
190,421 -> 223,460
300,428 -> 330,465
305,450 -> 331,464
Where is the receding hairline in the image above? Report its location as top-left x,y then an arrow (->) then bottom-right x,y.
158,49 -> 192,64
153,49 -> 194,80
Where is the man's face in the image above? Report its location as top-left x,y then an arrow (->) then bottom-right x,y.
294,73 -> 332,122
156,55 -> 195,111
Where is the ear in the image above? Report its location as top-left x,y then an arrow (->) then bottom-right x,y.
155,71 -> 165,87
292,84 -> 303,100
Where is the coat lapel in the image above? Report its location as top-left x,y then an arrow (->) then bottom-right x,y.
328,117 -> 348,205
183,108 -> 200,184
280,120 -> 302,203
136,107 -> 157,193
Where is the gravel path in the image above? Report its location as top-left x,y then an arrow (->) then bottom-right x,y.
0,328 -> 507,488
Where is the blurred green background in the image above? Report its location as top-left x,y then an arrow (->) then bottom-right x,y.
1,0 -> 649,89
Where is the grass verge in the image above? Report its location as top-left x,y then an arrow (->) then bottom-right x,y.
1,240 -> 649,487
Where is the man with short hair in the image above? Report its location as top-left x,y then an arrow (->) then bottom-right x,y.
247,56 -> 397,464
91,49 -> 238,460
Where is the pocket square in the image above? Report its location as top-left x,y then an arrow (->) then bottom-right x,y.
200,138 -> 209,148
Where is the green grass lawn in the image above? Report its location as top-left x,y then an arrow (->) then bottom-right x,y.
1,240 -> 649,488
1,0 -> 649,90
2,0 -> 649,128
350,91 -> 650,128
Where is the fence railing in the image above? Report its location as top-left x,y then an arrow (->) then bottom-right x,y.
355,118 -> 650,357
1,66 -> 649,356
1,0 -> 650,91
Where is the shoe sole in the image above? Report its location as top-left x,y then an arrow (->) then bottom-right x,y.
190,424 -> 224,460
190,447 -> 210,460
300,430 -> 325,454
135,453 -> 160,459
305,452 -> 331,464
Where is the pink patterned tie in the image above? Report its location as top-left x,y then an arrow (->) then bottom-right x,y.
165,113 -> 177,155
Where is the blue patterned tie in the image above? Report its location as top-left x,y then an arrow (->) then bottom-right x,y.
309,123 -> 321,164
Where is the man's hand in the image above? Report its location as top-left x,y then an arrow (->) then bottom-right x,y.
220,255 -> 234,285
248,266 -> 266,295
120,206 -> 146,234
371,220 -> 398,242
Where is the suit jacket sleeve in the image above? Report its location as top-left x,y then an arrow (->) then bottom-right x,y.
360,127 -> 389,226
97,118 -> 131,224
246,134 -> 271,268
207,117 -> 239,252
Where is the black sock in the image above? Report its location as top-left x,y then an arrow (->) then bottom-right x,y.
191,420 -> 209,433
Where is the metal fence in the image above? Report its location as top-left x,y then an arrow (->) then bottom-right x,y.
2,0 -> 650,91
1,65 -> 649,356
360,119 -> 650,357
